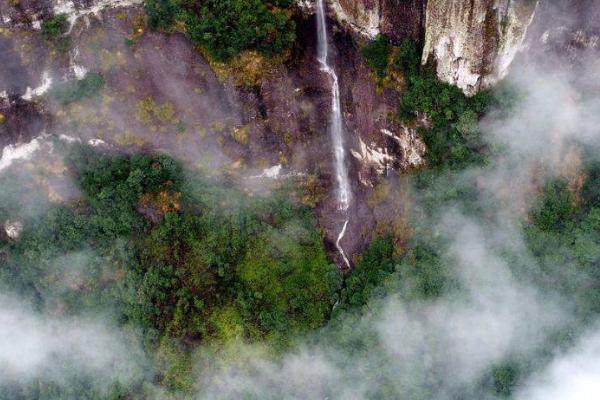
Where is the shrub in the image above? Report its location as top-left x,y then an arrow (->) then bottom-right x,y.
41,14 -> 71,52
341,236 -> 396,309
41,14 -> 68,40
49,72 -> 105,105
393,38 -> 420,79
386,38 -> 499,170
362,34 -> 392,78
145,0 -> 181,30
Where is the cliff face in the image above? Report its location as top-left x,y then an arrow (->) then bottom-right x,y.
0,0 -> 417,258
521,0 -> 600,69
3,0 -> 596,259
328,0 -> 537,95
422,0 -> 538,95
330,0 -> 425,42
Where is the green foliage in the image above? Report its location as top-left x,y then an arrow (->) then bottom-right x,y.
362,34 -> 392,78
338,234 -> 451,313
0,145 -> 339,397
492,363 -> 520,396
41,14 -> 68,40
530,179 -> 576,232
400,65 -> 490,169
49,73 -> 105,105
145,0 -> 296,61
393,38 -> 420,78
145,0 -> 182,31
236,221 -> 339,342
398,56 -> 521,170
41,14 -> 71,52
341,235 -> 396,309
361,37 -> 519,171
524,174 -> 600,320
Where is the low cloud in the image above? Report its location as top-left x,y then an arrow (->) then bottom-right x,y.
516,325 -> 600,400
192,48 -> 600,400
0,292 -> 148,389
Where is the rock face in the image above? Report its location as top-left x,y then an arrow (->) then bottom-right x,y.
423,0 -> 538,95
521,0 -> 600,69
326,0 -> 537,95
331,0 -> 381,38
421,0 -> 538,95
329,0 -> 425,42
379,0 -> 425,43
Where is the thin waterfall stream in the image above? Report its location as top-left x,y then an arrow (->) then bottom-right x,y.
316,0 -> 351,268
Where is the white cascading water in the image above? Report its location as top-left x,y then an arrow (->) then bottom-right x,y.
316,0 -> 351,268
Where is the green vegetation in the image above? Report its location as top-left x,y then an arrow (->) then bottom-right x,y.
525,175 -> 600,319
361,34 -> 392,78
5,17 -> 600,399
338,233 -> 450,314
145,0 -> 296,61
41,14 -> 71,52
396,38 -> 493,169
49,72 -> 105,105
329,159 -> 600,398
0,145 -> 339,397
361,37 -> 517,170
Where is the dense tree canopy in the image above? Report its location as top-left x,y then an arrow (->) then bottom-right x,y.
0,145 -> 339,397
145,0 -> 296,61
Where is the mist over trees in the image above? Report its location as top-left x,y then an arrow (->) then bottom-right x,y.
0,145 -> 339,397
0,1 -> 599,399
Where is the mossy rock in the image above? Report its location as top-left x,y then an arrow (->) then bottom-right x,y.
231,125 -> 249,145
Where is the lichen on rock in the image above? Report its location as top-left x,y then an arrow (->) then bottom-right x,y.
421,0 -> 538,95
330,0 -> 381,38
4,219 -> 23,239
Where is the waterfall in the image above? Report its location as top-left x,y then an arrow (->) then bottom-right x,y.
316,0 -> 351,267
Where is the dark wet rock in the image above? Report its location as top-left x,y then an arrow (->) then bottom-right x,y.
326,0 -> 425,43
379,0 -> 425,43
0,95 -> 46,148
0,36 -> 32,94
0,1 -> 425,264
0,0 -> 53,26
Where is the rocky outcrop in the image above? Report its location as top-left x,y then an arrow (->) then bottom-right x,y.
379,0 -> 425,43
421,0 -> 538,95
322,0 -> 536,95
313,0 -> 425,42
330,0 -> 380,38
521,0 -> 600,70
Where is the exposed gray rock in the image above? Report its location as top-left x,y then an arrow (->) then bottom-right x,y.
4,220 -> 23,240
422,0 -> 539,95
319,0 -> 537,95
324,0 -> 425,43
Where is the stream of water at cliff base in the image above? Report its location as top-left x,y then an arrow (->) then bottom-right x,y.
316,0 -> 351,268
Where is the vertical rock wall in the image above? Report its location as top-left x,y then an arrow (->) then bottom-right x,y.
379,0 -> 425,43
421,0 -> 538,95
330,0 -> 381,38
325,0 -> 537,95
329,0 -> 425,42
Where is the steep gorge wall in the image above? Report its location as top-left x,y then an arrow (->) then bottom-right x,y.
329,0 -> 425,42
328,0 -> 537,95
421,0 -> 538,95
